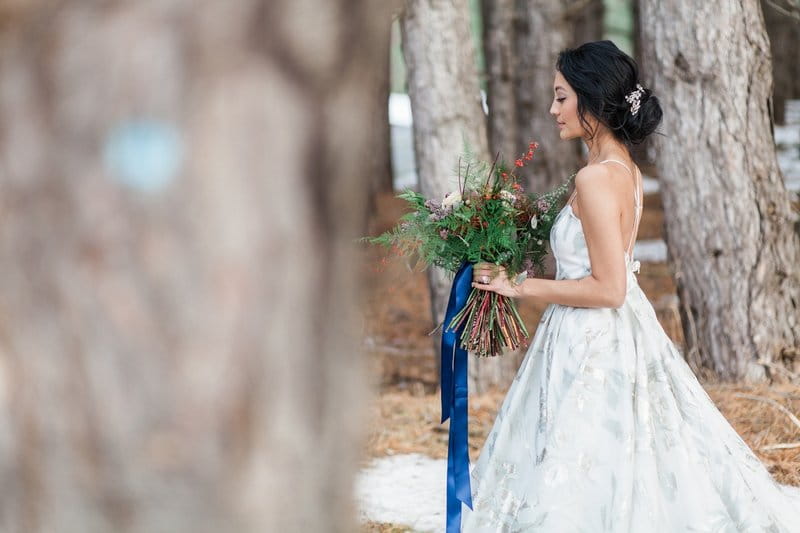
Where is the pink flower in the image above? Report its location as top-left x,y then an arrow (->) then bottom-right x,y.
536,198 -> 551,212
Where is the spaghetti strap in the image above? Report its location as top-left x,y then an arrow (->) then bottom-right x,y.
597,158 -> 633,176
625,165 -> 642,258
598,159 -> 641,259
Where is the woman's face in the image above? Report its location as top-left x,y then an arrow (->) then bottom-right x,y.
550,71 -> 589,140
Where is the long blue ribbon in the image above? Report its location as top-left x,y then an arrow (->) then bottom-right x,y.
441,261 -> 474,533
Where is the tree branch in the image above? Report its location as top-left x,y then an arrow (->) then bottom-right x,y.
732,393 -> 800,432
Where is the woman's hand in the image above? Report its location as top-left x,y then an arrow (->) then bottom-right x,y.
471,262 -> 524,298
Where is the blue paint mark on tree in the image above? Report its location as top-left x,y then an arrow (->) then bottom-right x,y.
104,120 -> 183,192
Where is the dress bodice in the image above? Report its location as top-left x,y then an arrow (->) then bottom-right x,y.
550,204 -> 640,281
549,159 -> 642,293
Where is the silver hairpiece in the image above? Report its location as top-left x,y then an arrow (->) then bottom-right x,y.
625,83 -> 645,116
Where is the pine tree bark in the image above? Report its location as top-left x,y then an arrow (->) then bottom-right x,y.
401,0 -> 520,392
0,1 -> 392,531
639,0 -> 800,382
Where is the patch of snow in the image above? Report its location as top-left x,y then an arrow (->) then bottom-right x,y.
775,124 -> 800,147
389,93 -> 413,128
633,239 -> 668,263
642,176 -> 660,195
355,453 -> 448,532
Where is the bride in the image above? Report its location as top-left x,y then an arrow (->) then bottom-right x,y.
460,40 -> 800,532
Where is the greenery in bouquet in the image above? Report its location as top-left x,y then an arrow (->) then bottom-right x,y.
362,140 -> 573,357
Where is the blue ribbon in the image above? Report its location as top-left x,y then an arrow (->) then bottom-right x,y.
441,261 -> 474,532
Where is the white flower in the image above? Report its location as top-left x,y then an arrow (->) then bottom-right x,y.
441,191 -> 462,209
530,215 -> 538,229
537,240 -> 543,245
499,190 -> 516,203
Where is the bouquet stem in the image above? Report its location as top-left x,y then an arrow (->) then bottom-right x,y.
446,288 -> 529,358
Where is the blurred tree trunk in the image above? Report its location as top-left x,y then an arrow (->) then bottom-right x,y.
0,1 -> 391,532
401,0 -> 520,392
482,0 -> 517,171
762,0 -> 800,124
632,0 -> 643,66
367,45 -> 395,217
630,0 -> 655,165
514,1 -> 582,191
571,0 -> 605,47
482,0 -> 598,194
639,0 -> 800,382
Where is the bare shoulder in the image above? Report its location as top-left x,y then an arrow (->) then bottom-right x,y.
574,163 -> 618,200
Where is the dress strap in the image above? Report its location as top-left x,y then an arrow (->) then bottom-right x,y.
598,159 -> 641,258
598,158 -> 632,176
625,165 -> 642,258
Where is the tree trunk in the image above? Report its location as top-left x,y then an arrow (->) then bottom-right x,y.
366,43 -> 395,217
482,0 -> 594,193
570,0 -> 605,47
401,0 -> 520,392
0,1 -> 391,531
482,0 -> 518,168
639,0 -> 800,382
632,0 -> 644,67
762,0 -> 800,125
630,0 -> 656,166
514,0 -> 584,192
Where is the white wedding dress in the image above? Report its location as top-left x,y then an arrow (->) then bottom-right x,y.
460,160 -> 800,532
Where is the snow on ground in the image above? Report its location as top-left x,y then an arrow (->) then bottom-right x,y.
633,238 -> 668,263
355,453 -> 447,532
356,453 -> 800,532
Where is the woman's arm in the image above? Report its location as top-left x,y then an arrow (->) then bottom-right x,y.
473,164 -> 629,308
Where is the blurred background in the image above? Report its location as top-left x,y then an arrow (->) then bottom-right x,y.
0,1 -> 796,532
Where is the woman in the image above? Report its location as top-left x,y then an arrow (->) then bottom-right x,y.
460,40 -> 800,532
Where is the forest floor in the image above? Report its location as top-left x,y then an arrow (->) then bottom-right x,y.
357,188 -> 800,532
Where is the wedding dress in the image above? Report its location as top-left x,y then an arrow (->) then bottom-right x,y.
460,159 -> 800,532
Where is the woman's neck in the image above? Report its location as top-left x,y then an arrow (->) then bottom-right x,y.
583,130 -> 630,164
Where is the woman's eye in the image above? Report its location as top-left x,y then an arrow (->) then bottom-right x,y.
557,97 -> 566,102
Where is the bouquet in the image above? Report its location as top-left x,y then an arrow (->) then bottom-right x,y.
363,140 -> 572,357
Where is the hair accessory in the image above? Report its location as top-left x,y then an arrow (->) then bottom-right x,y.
625,83 -> 645,116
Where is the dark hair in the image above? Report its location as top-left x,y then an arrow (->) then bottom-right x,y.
556,40 -> 662,145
